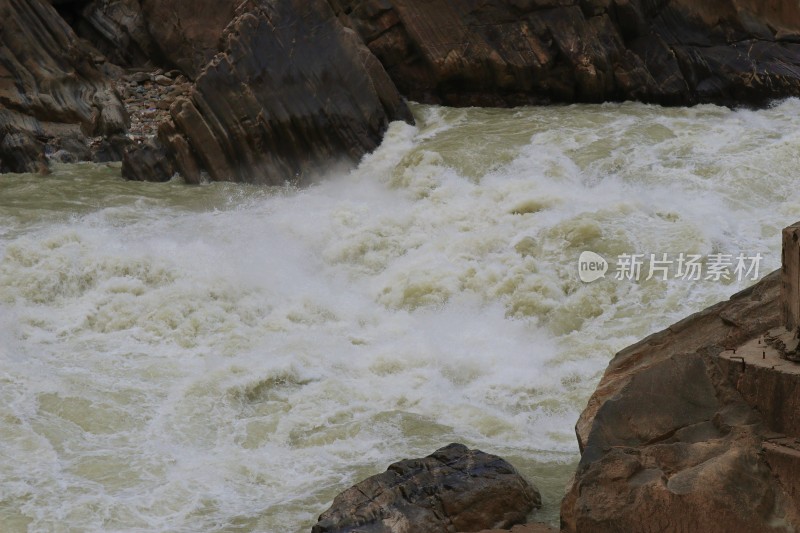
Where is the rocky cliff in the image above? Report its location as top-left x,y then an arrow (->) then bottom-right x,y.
561,269 -> 800,531
330,0 -> 800,107
5,0 -> 800,180
0,0 -> 128,173
139,0 -> 413,184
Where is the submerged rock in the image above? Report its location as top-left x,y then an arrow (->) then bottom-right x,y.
0,0 -> 128,173
313,443 -> 540,533
121,138 -> 174,182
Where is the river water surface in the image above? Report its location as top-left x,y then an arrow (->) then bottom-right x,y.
2,101 -> 800,532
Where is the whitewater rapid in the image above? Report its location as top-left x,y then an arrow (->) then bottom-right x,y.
2,101 -> 800,532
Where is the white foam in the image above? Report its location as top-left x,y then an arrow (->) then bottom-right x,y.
1,100 -> 798,531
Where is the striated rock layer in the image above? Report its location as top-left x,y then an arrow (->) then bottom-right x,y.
313,443 -> 541,533
8,0 -> 800,180
121,0 -> 800,183
0,0 -> 128,173
331,0 -> 800,107
123,0 -> 412,184
562,269 -> 800,532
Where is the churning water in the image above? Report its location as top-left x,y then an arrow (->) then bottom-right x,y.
2,101 -> 800,532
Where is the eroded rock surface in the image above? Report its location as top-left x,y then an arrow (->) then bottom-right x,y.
123,0 -> 412,184
575,269 -> 781,451
0,0 -> 128,173
562,270 -> 800,532
313,443 -> 541,533
331,0 -> 800,106
63,0 -> 161,68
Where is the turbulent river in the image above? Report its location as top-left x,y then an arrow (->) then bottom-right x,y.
2,101 -> 800,532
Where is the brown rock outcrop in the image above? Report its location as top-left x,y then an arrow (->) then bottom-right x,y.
562,269 -> 800,532
123,0 -> 412,184
140,0 -> 239,78
574,269 -> 781,452
313,443 -> 541,533
0,0 -> 128,173
331,0 -> 800,106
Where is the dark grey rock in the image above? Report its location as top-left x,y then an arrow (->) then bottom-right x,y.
0,0 -> 127,174
125,0 -> 412,184
313,443 -> 540,533
332,0 -> 800,106
121,139 -> 174,181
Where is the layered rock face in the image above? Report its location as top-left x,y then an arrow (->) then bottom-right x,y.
125,0 -> 412,184
59,0 -> 161,68
331,0 -> 800,106
313,443 -> 541,533
7,0 -> 800,180
562,270 -> 800,532
52,0 -> 233,74
2,0 -> 410,180
0,0 -> 128,173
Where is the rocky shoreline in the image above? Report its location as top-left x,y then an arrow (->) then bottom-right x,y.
312,260 -> 798,532
5,0 -> 800,181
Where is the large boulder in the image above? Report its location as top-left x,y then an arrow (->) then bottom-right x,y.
313,443 -> 541,533
574,269 -> 781,452
124,0 -> 412,184
330,0 -> 800,106
0,0 -> 128,173
561,270 -> 800,531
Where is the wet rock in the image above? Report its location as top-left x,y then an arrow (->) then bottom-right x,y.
312,443 -> 540,533
47,135 -> 92,164
0,0 -> 128,174
157,120 -> 202,184
121,138 -> 174,181
92,134 -> 133,163
49,149 -> 79,164
153,74 -> 172,86
0,130 -> 48,174
125,0 -> 412,184
333,0 -> 800,106
561,270 -> 800,532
